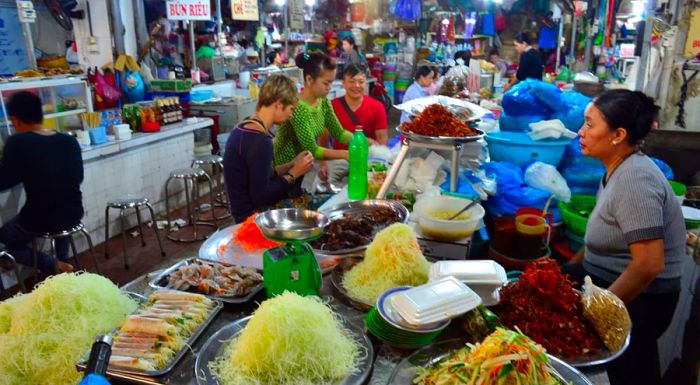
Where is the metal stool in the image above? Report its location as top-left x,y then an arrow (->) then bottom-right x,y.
105,197 -> 166,270
0,249 -> 26,293
31,223 -> 100,281
165,167 -> 218,242
191,155 -> 230,220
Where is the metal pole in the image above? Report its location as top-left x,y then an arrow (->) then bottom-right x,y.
216,0 -> 224,57
284,2 -> 289,57
189,21 -> 197,71
570,13 -> 577,59
635,1 -> 655,92
109,0 -> 125,54
132,0 -> 149,53
21,22 -> 37,70
555,18 -> 564,72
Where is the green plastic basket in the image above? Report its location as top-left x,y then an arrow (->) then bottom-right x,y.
669,180 -> 687,197
558,195 -> 597,236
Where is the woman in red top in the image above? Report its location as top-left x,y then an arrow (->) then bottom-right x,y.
319,64 -> 388,185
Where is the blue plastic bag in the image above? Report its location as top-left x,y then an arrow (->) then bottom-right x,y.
529,81 -> 564,111
551,91 -> 591,131
651,157 -> 674,180
483,162 -> 524,190
561,160 -> 605,193
499,112 -> 548,132
501,81 -> 552,117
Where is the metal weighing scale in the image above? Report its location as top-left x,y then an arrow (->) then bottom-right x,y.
376,128 -> 485,199
254,209 -> 329,297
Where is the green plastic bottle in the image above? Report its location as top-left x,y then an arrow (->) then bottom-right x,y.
348,127 -> 369,200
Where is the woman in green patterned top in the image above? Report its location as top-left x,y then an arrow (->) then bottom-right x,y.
273,52 -> 352,167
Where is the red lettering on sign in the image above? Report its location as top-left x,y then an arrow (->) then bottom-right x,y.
178,4 -> 186,14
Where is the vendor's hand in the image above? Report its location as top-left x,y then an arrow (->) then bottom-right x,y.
292,150 -> 312,165
368,138 -> 380,146
318,161 -> 329,181
290,151 -> 314,178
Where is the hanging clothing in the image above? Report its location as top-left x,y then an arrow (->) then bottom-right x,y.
538,25 -> 558,50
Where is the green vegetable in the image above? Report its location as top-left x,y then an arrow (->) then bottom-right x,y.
209,291 -> 360,385
369,162 -> 388,172
0,273 -> 137,385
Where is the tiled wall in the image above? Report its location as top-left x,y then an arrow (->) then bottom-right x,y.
80,133 -> 196,250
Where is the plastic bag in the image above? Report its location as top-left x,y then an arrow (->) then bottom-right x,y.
582,276 -> 632,352
561,160 -> 605,195
529,80 -> 564,111
483,161 -> 524,191
394,152 -> 445,192
95,70 -> 121,108
524,162 -> 572,202
651,157 -> 674,180
499,112 -> 548,132
501,81 -> 551,117
550,91 -> 591,131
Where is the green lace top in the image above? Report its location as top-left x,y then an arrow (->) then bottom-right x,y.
273,98 -> 352,165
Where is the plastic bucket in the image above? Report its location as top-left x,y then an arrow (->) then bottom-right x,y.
484,131 -> 570,167
515,214 -> 547,235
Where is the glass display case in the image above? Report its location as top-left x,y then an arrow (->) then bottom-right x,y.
0,76 -> 94,144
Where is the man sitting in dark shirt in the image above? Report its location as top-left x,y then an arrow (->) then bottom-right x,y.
0,91 -> 84,274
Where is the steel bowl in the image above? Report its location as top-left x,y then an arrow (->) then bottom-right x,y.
254,208 -> 328,242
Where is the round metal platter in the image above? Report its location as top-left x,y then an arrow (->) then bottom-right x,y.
198,224 -> 341,273
386,338 -> 595,385
399,127 -> 485,146
561,333 -> 631,367
494,288 -> 631,368
313,199 -> 409,256
330,256 -> 373,312
194,316 -> 374,385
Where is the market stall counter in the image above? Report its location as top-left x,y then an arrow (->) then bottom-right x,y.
116,261 -> 611,385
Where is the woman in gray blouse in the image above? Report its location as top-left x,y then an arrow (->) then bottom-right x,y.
566,89 -> 686,385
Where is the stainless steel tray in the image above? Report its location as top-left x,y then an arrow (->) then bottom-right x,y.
199,224 -> 342,273
314,199 -> 409,255
148,257 -> 263,304
194,316 -> 374,385
563,333 -> 631,368
387,338 -> 595,385
330,257 -> 373,312
400,127 -> 485,145
77,292 -> 223,381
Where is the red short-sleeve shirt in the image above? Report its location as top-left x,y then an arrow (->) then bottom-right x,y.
330,96 -> 388,150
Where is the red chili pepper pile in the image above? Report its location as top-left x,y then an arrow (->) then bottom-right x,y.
495,259 -> 603,358
401,104 -> 479,137
234,214 -> 282,252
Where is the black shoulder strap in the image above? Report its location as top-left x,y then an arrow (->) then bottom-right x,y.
339,97 -> 362,127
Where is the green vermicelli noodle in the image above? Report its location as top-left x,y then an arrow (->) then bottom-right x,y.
209,291 -> 361,385
0,272 -> 137,385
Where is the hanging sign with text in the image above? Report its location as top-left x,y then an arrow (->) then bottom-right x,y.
166,0 -> 211,20
289,0 -> 304,30
231,0 -> 259,21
